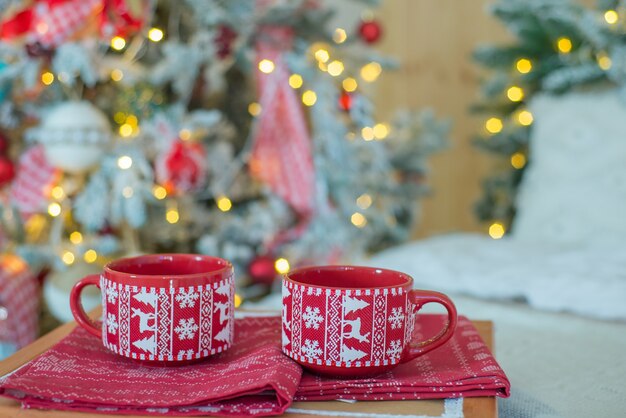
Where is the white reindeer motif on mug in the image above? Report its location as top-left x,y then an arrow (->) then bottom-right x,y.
342,317 -> 370,343
214,301 -> 229,324
131,308 -> 156,333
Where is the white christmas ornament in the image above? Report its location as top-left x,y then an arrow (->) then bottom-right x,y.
34,101 -> 111,173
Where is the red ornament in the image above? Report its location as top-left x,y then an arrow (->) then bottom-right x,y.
215,25 -> 238,59
358,19 -> 382,44
248,255 -> 277,285
0,157 -> 15,186
339,91 -> 352,111
155,139 -> 207,194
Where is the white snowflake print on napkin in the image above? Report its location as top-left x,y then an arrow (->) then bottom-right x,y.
106,313 -> 118,335
303,306 -> 324,329
301,339 -> 322,359
174,318 -> 199,340
175,289 -> 199,308
388,307 -> 404,330
386,339 -> 402,359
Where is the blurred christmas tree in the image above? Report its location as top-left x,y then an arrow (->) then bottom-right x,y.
473,0 -> 626,237
0,0 -> 449,309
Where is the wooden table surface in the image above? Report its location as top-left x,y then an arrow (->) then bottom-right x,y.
0,312 -> 497,418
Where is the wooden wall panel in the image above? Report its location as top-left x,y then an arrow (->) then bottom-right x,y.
375,0 -> 510,237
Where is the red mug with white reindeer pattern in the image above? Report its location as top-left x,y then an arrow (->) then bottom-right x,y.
70,254 -> 234,365
282,266 -> 457,376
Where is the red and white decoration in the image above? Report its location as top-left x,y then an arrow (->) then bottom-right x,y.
282,280 -> 414,368
249,27 -> 315,216
155,139 -> 207,194
9,145 -> 60,219
100,274 -> 235,362
0,254 -> 39,351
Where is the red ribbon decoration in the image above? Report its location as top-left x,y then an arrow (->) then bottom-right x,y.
249,26 -> 316,218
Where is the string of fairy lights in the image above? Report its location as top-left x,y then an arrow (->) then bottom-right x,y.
32,14 -> 392,281
480,6 -> 623,240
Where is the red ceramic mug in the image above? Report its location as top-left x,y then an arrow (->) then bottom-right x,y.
70,254 -> 235,364
282,266 -> 457,376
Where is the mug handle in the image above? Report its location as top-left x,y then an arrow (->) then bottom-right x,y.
69,274 -> 102,338
401,290 -> 457,363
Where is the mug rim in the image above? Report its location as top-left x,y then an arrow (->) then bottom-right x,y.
103,253 -> 233,285
284,265 -> 413,290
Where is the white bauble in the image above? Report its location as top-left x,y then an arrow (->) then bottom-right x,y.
43,262 -> 102,323
36,101 -> 111,173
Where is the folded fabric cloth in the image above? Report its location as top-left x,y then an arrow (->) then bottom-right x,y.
0,314 -> 509,416
295,315 -> 510,401
0,316 -> 301,416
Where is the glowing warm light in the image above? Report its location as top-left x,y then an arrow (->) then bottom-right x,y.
166,209 -> 180,224
333,28 -> 347,44
360,62 -> 382,82
302,90 -> 317,106
557,37 -> 572,54
119,123 -> 133,137
110,36 -> 126,50
510,152 -> 527,169
234,293 -> 243,308
148,27 -> 164,42
62,251 -> 75,265
485,117 -> 503,134
126,115 -> 138,126
122,186 -> 134,198
356,193 -> 372,210
69,231 -> 83,244
41,72 -> 54,85
598,53 -> 612,70
258,59 -> 275,74
516,58 -> 532,74
604,10 -> 619,24
351,212 -> 367,228
314,48 -> 330,63
36,22 -> 48,34
117,155 -> 133,169
274,258 -> 290,274
216,196 -> 232,212
318,61 -> 328,72
327,60 -> 344,77
48,202 -> 61,217
153,185 -> 167,200
507,86 -> 524,102
488,222 -> 505,239
83,249 -> 98,263
179,129 -> 192,141
248,102 -> 262,116
361,126 -> 375,141
289,74 -> 303,89
111,69 -> 124,81
50,186 -> 65,200
373,123 -> 390,140
517,110 -> 534,126
114,112 -> 126,124
343,77 -> 358,92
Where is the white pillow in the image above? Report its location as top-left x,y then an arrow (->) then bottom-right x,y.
513,89 -> 626,245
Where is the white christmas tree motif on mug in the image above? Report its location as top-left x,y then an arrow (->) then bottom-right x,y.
131,308 -> 156,333
282,306 -> 291,348
174,318 -> 199,340
214,324 -> 230,343
303,306 -> 324,329
175,288 -> 199,308
341,345 -> 367,362
133,334 -> 156,355
133,290 -> 158,307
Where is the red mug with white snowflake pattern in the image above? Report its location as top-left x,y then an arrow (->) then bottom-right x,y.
70,254 -> 235,365
282,266 -> 457,377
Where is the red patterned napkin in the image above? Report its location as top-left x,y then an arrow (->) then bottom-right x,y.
295,315 -> 511,401
0,316 -> 301,417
